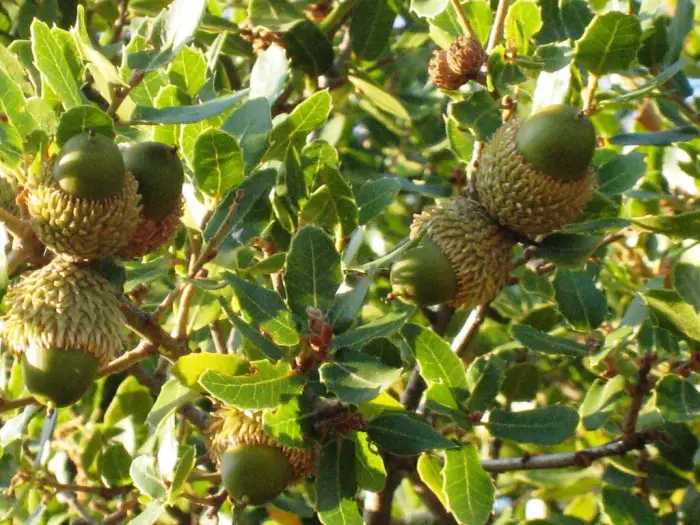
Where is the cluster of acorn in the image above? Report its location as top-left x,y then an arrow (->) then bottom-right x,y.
390,104 -> 598,308
2,131 -> 184,407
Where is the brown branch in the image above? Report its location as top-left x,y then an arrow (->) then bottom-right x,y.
98,343 -> 157,378
107,69 -> 145,119
0,395 -> 37,414
448,0 -> 476,39
210,321 -> 227,354
486,0 -> 509,53
119,300 -> 190,360
111,0 -> 130,44
408,472 -> 458,525
622,352 -> 656,442
35,476 -> 133,498
363,467 -> 403,525
481,431 -> 661,473
452,303 -> 489,358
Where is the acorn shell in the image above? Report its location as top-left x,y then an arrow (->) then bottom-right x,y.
28,160 -> 141,260
221,445 -> 294,505
208,407 -> 316,482
410,196 -> 514,309
475,118 -> 595,238
2,256 -> 125,367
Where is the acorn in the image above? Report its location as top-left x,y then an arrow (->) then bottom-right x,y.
475,104 -> 597,238
390,238 -> 458,306
402,196 -> 514,309
27,132 -> 141,260
447,36 -> 486,77
429,50 -> 464,90
119,142 -> 184,258
208,408 -> 316,505
2,257 -> 124,406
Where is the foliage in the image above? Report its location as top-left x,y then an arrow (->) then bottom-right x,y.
0,0 -> 699,524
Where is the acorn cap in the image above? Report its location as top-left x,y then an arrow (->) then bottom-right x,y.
475,117 -> 595,238
515,104 -> 596,181
122,142 -> 184,221
208,407 -> 316,481
429,50 -> 465,90
447,36 -> 487,76
52,132 -> 126,201
390,237 -> 458,306
28,159 -> 142,260
118,198 -> 183,259
410,196 -> 514,309
2,256 -> 125,366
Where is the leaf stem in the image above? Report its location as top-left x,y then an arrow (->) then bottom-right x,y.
448,0 -> 476,39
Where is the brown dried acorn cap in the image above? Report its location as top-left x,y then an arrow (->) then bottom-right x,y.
429,50 -> 465,90
447,36 -> 487,77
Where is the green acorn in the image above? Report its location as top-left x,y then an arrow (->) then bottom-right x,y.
390,238 -> 458,306
393,196 -> 514,309
208,408 -> 316,504
27,132 -> 141,260
475,105 -> 597,238
2,257 -> 125,406
119,142 -> 184,258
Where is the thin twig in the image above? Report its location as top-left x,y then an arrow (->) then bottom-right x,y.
363,467 -> 403,525
210,322 -> 227,354
486,0 -> 509,53
584,74 -> 600,114
451,303 -> 489,358
481,431 -> 662,472
98,343 -> 157,378
119,301 -> 190,360
448,0 -> 476,39
0,395 -> 37,414
107,70 -> 145,119
622,352 -> 656,442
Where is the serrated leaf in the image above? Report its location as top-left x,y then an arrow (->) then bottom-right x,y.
553,270 -> 607,331
263,394 -> 315,448
450,91 -> 502,141
443,444 -> 495,525
193,128 -> 244,198
224,272 -> 299,346
284,226 -> 342,317
579,376 -> 626,430
487,406 -> 579,445
0,67 -> 37,136
316,440 -> 363,525
319,348 -> 402,403
55,105 -> 115,147
169,445 -> 195,502
219,299 -> 286,360
602,487 -> 657,525
30,20 -> 82,108
536,233 -> 603,268
367,412 -> 457,455
672,244 -> 700,310
146,378 -> 199,428
249,0 -> 304,31
511,324 -> 589,357
559,0 -> 593,40
575,12 -> 642,75
353,432 -> 386,492
199,360 -> 303,410
357,178 -> 402,224
348,75 -> 411,121
643,288 -> 700,342
333,309 -> 413,349
172,353 -> 250,392
321,167 -> 358,239
632,210 -> 700,241
131,89 -> 248,124
505,0 -> 543,54
653,374 -> 700,423
130,456 -> 165,500
351,0 -> 395,60
284,21 -> 334,77
596,151 -> 646,195
402,323 -> 468,390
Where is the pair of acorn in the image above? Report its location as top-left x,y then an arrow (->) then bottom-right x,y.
390,104 -> 598,308
3,132 -> 185,408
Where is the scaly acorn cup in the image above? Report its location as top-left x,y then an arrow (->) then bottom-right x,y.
208,407 -> 316,505
475,104 -> 597,238
2,257 -> 125,406
27,132 -> 141,260
409,196 -> 515,309
119,142 -> 185,258
428,50 -> 464,90
447,36 -> 487,77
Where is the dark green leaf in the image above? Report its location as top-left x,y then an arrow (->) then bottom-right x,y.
100,444 -> 131,488
319,348 -> 402,403
602,487 -> 657,525
315,440 -> 363,525
465,355 -> 505,412
219,298 -> 286,360
284,21 -> 334,77
443,444 -> 495,525
333,309 -> 414,349
351,0 -> 395,60
357,178 -> 402,225
653,374 -> 700,423
221,97 -> 272,172
284,226 -> 342,317
488,406 -> 579,445
512,324 -> 589,356
559,0 -> 593,40
224,272 -> 300,346
249,0 -> 304,31
575,12 -> 641,75
553,270 -> 607,331
536,233 -> 603,267
199,360 -> 303,410
596,151 -> 647,195
367,412 -> 458,455
402,323 -> 468,390
502,363 -> 540,401
104,376 -> 153,427
672,244 -> 700,310
450,91 -> 502,141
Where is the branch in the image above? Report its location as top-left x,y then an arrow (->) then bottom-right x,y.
408,472 -> 458,525
119,300 -> 190,360
622,352 -> 656,442
98,343 -> 157,378
448,0 -> 476,39
0,206 -> 35,241
481,431 -> 662,473
107,70 -> 145,119
486,0 -> 509,53
0,395 -> 37,414
451,303 -> 489,358
363,467 -> 403,525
